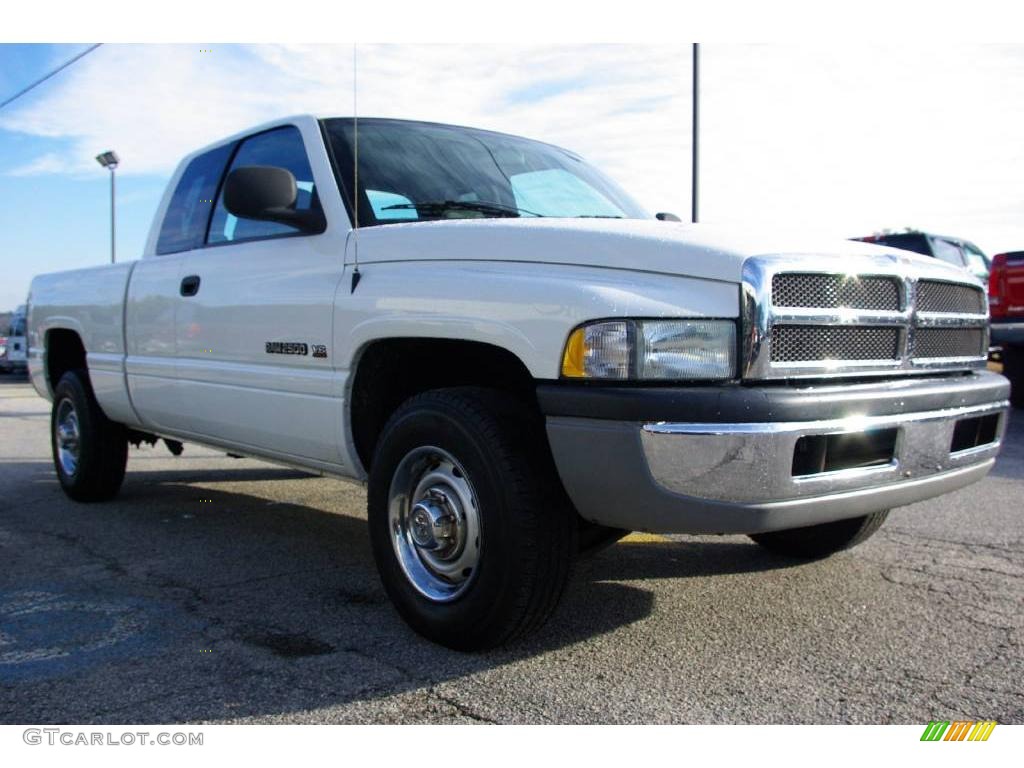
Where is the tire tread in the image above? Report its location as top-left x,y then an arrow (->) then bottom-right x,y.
749,510 -> 889,559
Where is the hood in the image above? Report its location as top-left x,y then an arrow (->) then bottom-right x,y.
352,217 -> 959,284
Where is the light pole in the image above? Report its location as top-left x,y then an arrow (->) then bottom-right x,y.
692,43 -> 699,224
95,150 -> 119,263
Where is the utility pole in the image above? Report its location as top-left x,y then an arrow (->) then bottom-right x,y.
692,42 -> 700,224
95,151 -> 119,263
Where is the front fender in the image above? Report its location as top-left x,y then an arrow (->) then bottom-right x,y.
335,261 -> 739,379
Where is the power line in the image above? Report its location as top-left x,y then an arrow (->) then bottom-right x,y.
0,43 -> 102,111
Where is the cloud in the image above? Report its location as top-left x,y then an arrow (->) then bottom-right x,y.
699,43 -> 1024,252
1,43 -> 1022,252
6,152 -> 68,176
0,43 -> 692,213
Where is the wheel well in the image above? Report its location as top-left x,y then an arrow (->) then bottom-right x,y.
46,329 -> 87,392
350,338 -> 538,471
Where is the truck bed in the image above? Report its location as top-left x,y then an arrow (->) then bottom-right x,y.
28,262 -> 136,414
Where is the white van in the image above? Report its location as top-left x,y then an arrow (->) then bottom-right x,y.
0,305 -> 27,374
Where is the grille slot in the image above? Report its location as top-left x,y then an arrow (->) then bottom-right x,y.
772,274 -> 900,311
916,280 -> 985,314
913,328 -> 985,359
771,326 -> 901,363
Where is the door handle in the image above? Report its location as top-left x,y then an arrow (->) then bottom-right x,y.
180,275 -> 201,297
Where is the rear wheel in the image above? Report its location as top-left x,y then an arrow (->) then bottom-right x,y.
51,369 -> 128,502
748,511 -> 889,559
368,387 -> 576,650
1003,344 -> 1024,407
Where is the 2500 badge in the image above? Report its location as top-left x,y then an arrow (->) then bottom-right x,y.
264,341 -> 328,359
265,341 -> 308,356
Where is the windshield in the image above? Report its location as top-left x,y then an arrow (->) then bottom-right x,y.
323,118 -> 648,226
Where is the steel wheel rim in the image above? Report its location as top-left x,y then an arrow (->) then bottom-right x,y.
388,446 -> 481,603
55,398 -> 80,477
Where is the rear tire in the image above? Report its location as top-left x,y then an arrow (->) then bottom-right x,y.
1003,344 -> 1024,407
368,387 -> 576,650
749,511 -> 889,559
51,369 -> 128,502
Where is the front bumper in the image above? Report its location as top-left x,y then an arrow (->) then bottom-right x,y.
540,371 -> 1010,534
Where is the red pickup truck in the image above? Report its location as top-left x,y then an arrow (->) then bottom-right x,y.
990,251 -> 1024,405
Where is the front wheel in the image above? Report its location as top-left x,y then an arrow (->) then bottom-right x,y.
51,369 -> 128,502
368,387 -> 576,650
748,510 -> 889,559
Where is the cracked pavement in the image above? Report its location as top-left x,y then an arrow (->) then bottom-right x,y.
0,377 -> 1021,723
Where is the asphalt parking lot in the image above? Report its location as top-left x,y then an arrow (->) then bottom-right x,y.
0,376 -> 1021,724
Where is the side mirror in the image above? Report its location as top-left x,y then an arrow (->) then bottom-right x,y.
656,212 -> 682,222
223,165 -> 325,233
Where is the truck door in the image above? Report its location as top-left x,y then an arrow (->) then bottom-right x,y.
176,123 -> 348,465
126,143 -> 235,433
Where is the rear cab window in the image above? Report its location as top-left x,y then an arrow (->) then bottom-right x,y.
156,143 -> 235,255
873,233 -> 932,257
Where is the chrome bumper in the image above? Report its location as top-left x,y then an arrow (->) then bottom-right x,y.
640,400 -> 1008,504
545,395 -> 1009,535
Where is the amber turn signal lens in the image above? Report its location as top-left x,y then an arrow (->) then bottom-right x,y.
561,327 -> 587,378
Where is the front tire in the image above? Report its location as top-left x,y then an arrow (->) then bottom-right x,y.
368,387 -> 576,650
749,510 -> 889,559
51,369 -> 128,502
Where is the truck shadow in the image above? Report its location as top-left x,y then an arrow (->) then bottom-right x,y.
4,461 -> 809,724
989,407 -> 1023,480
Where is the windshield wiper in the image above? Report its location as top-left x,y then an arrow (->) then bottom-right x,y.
575,215 -> 624,219
382,200 -> 544,218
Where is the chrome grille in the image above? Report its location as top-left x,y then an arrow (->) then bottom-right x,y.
772,274 -> 900,311
742,256 -> 989,379
916,280 -> 986,314
771,326 -> 900,362
913,328 -> 986,359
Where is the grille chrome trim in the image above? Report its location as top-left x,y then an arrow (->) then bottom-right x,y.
742,255 -> 989,380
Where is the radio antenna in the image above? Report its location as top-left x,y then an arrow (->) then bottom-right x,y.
350,42 -> 362,293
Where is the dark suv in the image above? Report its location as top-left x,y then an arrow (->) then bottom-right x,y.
853,231 -> 991,281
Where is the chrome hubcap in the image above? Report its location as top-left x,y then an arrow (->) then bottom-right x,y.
388,447 -> 481,602
55,398 -> 80,477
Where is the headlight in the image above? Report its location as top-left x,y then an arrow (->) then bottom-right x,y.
561,319 -> 736,380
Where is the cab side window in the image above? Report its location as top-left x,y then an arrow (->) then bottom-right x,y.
932,238 -> 967,269
207,126 -> 320,244
156,143 -> 235,255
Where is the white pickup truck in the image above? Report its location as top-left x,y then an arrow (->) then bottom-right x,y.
27,115 -> 1010,649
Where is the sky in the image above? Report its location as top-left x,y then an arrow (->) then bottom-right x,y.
0,42 -> 1022,310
